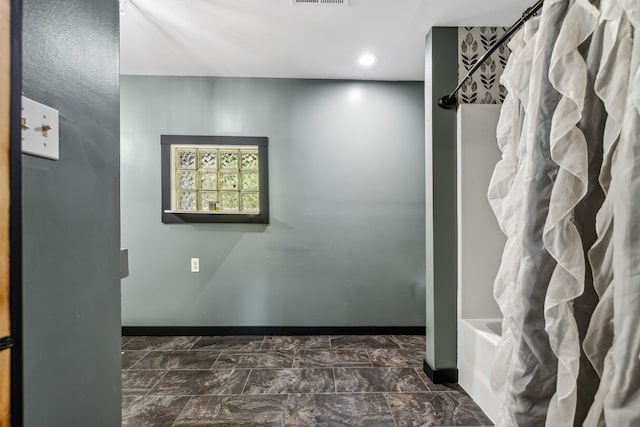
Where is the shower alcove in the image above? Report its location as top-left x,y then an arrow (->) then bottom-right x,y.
456,104 -> 505,422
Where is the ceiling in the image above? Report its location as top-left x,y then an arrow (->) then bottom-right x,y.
120,0 -> 533,81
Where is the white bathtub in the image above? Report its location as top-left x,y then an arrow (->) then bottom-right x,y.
458,318 -> 502,423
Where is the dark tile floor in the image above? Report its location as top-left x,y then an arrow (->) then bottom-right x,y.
121,335 -> 493,426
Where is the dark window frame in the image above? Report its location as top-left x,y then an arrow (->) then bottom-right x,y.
160,135 -> 269,224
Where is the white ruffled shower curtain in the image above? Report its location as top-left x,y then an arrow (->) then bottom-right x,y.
488,0 -> 640,426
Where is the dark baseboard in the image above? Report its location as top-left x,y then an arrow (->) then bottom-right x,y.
122,326 -> 425,337
423,358 -> 458,384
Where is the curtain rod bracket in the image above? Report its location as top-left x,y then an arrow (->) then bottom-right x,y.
438,95 -> 457,110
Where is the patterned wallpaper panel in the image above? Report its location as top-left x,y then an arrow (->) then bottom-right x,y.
458,27 -> 510,104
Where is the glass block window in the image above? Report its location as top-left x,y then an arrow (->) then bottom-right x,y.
162,135 -> 269,224
172,145 -> 261,213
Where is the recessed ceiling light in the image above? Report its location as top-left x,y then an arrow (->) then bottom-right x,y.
358,53 -> 376,67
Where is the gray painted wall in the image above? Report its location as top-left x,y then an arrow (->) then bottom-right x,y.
121,76 -> 426,327
424,28 -> 459,369
22,0 -> 121,425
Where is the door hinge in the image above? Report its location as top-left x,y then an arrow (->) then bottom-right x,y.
0,336 -> 13,351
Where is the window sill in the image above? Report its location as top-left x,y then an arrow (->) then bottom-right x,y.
161,210 -> 269,224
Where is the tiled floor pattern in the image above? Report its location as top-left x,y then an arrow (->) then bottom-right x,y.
122,335 -> 493,426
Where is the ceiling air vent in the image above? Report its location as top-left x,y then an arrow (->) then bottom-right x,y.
290,0 -> 350,6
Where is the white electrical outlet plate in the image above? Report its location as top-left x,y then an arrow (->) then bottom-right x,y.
191,258 -> 200,273
21,96 -> 60,160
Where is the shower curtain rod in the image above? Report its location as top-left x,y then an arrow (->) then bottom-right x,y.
437,0 -> 544,109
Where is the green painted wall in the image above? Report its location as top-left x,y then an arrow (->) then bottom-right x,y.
22,0 -> 121,424
121,76 -> 427,327
424,27 -> 459,369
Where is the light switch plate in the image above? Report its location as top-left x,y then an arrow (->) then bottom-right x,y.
21,96 -> 59,160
